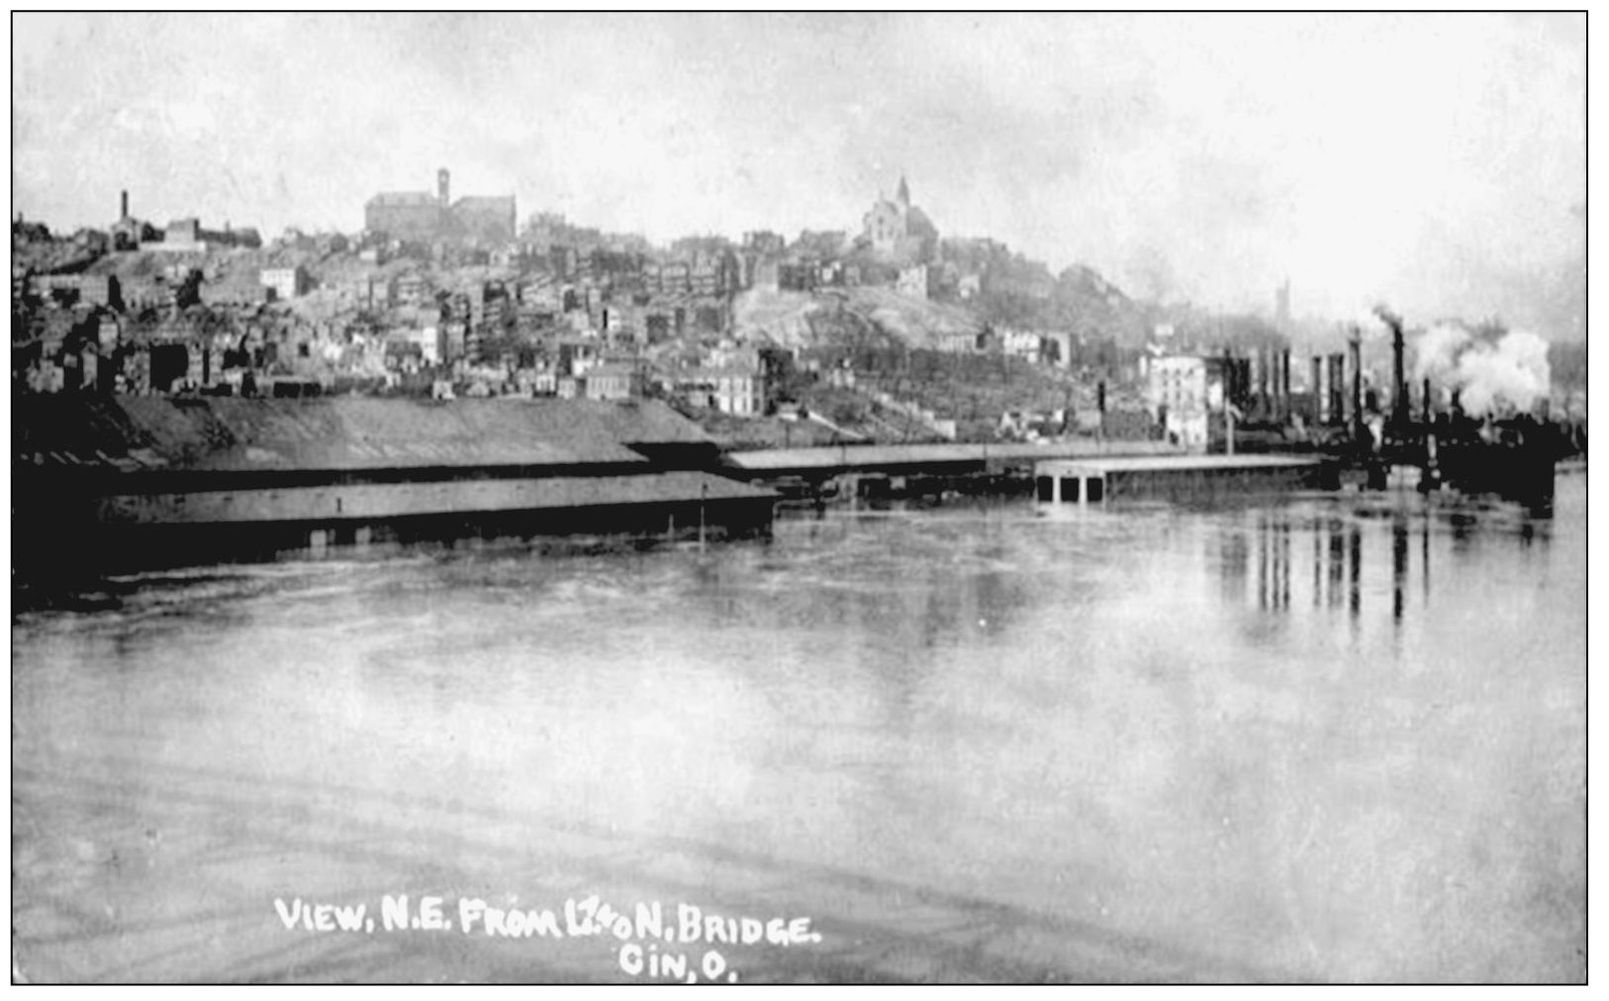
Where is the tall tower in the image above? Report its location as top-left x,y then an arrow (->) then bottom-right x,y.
437,168 -> 451,208
896,174 -> 911,210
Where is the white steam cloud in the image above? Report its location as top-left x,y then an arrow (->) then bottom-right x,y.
1411,324 -> 1551,415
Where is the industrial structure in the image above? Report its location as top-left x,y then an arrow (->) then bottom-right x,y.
14,396 -> 775,574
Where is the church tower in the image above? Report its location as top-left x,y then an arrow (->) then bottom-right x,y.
896,174 -> 911,211
437,168 -> 451,209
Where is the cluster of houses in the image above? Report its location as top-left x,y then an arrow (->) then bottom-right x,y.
14,170 -> 1193,444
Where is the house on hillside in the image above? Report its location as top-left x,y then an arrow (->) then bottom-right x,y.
261,266 -> 310,301
896,264 -> 930,300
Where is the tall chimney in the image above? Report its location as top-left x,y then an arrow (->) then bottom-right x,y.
1254,348 -> 1266,416
1311,356 -> 1323,423
1281,348 -> 1292,421
1349,327 -> 1363,441
1330,353 -> 1346,426
120,190 -> 129,221
1390,317 -> 1408,434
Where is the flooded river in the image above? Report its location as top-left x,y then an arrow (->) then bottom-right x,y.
12,475 -> 1586,983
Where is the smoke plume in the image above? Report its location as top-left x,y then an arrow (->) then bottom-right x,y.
1412,323 -> 1551,415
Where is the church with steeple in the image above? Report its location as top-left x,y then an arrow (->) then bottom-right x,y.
860,174 -> 938,264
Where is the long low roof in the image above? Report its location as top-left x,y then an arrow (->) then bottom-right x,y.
15,397 -> 712,473
724,440 -> 1184,472
367,191 -> 437,207
96,471 -> 773,524
1035,454 -> 1324,475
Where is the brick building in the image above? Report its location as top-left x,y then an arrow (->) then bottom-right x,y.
364,168 -> 516,246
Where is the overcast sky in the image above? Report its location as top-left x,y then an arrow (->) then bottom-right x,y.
11,12 -> 1586,327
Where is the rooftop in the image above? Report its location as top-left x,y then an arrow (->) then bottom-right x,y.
14,397 -> 714,473
1036,455 -> 1323,475
367,192 -> 438,208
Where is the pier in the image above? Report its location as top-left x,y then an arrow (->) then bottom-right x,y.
723,440 -> 1183,479
1034,454 -> 1334,504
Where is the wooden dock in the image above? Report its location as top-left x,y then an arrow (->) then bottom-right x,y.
1034,454 -> 1334,504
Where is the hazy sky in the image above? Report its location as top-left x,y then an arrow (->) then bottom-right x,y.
11,12 -> 1586,326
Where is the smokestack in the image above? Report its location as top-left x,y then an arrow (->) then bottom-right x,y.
1281,349 -> 1292,422
1258,347 -> 1269,416
120,190 -> 129,221
1376,306 -> 1409,435
1349,327 -> 1363,440
1392,323 -> 1407,431
1422,377 -> 1432,426
1311,356 -> 1323,423
1330,353 -> 1346,426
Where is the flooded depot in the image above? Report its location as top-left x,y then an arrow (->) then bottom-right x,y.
11,474 -> 1585,983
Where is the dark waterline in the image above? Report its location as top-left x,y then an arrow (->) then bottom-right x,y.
11,477 -> 1586,983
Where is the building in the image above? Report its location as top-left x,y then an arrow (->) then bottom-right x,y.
998,328 -> 1044,361
896,264 -> 930,300
751,257 -> 781,293
261,266 -> 310,301
365,169 -> 450,243
743,231 -> 786,255
558,338 -> 600,378
861,176 -> 939,264
200,276 -> 272,308
672,367 -> 762,416
364,168 -> 516,246
452,195 -> 518,246
29,274 -> 123,311
156,218 -> 259,252
107,190 -> 164,251
582,364 -> 636,401
1146,354 -> 1229,450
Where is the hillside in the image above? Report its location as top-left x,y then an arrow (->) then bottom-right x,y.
733,287 -> 984,351
733,263 -> 1148,354
839,287 -> 984,349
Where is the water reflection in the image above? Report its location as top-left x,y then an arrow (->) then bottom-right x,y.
11,482 -> 1584,984
1208,490 -> 1561,657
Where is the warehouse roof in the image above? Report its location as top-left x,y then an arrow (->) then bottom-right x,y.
13,396 -> 712,473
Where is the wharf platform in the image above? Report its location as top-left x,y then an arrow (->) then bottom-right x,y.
1035,454 -> 1334,504
725,440 -> 1182,479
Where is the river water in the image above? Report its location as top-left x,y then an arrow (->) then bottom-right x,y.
11,475 -> 1585,983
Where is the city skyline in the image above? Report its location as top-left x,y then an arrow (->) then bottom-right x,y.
12,12 -> 1586,328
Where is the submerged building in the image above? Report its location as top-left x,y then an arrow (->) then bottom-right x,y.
14,397 -> 774,573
